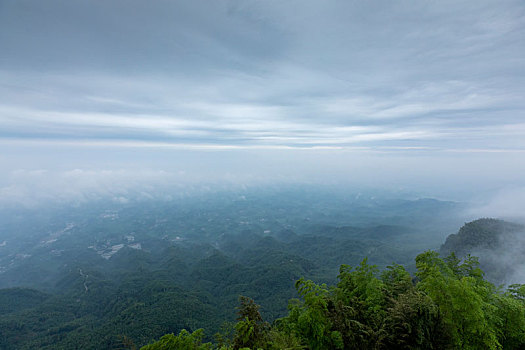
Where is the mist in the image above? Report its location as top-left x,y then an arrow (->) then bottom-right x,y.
3,143 -> 525,208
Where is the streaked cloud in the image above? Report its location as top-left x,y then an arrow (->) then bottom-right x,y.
0,0 -> 524,201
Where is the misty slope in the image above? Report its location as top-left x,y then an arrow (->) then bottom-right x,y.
0,189 -> 469,348
0,189 -> 464,290
0,229 -> 422,349
440,218 -> 525,285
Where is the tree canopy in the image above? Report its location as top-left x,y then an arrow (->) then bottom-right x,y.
143,251 -> 525,349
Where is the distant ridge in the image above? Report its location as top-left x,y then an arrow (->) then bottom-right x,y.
440,218 -> 525,284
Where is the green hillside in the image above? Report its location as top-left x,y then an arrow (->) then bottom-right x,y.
143,252 -> 525,350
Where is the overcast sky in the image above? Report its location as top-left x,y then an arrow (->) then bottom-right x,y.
1,0 -> 525,204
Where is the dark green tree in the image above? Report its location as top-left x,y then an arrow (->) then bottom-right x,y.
232,296 -> 269,350
416,251 -> 500,349
140,329 -> 212,350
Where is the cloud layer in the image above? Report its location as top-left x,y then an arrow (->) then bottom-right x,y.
1,0 -> 524,151
1,0 -> 525,204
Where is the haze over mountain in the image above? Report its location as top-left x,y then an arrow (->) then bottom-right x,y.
441,218 -> 525,285
1,1 -> 525,349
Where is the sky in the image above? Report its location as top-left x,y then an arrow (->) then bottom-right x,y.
1,0 -> 525,205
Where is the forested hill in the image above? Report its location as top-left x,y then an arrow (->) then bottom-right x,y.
440,218 -> 524,256
0,192 -> 508,349
142,252 -> 525,350
440,218 -> 525,284
138,218 -> 525,349
2,216 -> 525,349
0,229 -> 419,349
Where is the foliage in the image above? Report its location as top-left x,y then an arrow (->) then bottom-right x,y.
279,257 -> 453,349
140,329 -> 213,350
4,250 -> 525,349
232,296 -> 270,350
2,212 -> 525,349
224,252 -> 525,350
416,251 -> 500,349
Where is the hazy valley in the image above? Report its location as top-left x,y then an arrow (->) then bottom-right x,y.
1,186 -> 522,348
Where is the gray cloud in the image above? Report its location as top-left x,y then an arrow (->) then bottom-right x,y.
1,0 -> 524,202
